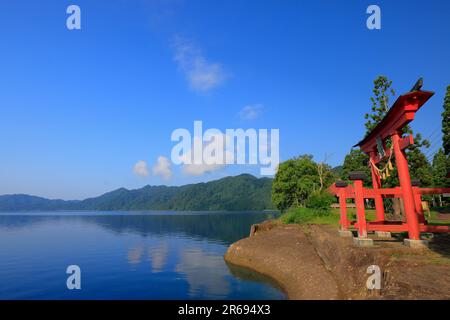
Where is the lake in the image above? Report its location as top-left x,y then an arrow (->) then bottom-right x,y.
0,211 -> 285,300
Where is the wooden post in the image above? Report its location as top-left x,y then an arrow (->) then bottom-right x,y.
392,131 -> 420,240
413,188 -> 426,224
370,151 -> 385,222
353,179 -> 368,238
339,188 -> 349,230
411,180 -> 425,224
348,172 -> 368,238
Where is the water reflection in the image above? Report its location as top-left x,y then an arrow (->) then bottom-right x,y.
148,241 -> 169,273
128,244 -> 145,265
175,246 -> 231,298
0,212 -> 284,299
0,212 -> 278,244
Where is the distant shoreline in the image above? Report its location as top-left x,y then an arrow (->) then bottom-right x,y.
0,174 -> 274,212
0,210 -> 280,215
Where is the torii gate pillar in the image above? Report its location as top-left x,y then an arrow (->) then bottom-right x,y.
369,151 -> 385,221
391,131 -> 421,240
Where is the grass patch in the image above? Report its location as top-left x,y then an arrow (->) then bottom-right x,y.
280,206 -> 450,227
280,207 -> 380,226
427,210 -> 450,225
390,251 -> 450,266
430,256 -> 450,265
280,207 -> 340,226
344,208 -> 377,221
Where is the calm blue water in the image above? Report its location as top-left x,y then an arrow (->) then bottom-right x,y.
0,211 -> 284,300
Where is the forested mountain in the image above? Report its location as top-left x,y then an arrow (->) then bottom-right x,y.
0,174 -> 274,212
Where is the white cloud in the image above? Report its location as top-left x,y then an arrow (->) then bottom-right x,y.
182,162 -> 223,176
152,156 -> 172,180
133,160 -> 149,177
173,36 -> 226,92
180,135 -> 231,176
238,104 -> 264,120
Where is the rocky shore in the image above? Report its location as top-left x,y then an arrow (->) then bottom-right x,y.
224,220 -> 450,300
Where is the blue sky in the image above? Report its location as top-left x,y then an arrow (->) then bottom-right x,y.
0,0 -> 449,199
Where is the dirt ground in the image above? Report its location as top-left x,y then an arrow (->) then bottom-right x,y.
224,220 -> 450,300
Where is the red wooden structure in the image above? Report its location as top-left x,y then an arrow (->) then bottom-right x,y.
330,83 -> 450,243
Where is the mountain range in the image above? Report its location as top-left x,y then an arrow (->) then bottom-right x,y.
0,174 -> 274,212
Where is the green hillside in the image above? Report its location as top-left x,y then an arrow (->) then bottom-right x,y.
0,174 -> 274,212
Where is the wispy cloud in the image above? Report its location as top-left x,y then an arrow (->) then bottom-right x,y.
133,160 -> 149,177
152,156 -> 173,180
172,36 -> 227,93
238,104 -> 264,120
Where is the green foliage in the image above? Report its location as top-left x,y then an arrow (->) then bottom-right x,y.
0,195 -> 80,212
364,76 -> 396,134
406,133 -> 433,187
305,191 -> 334,212
271,155 -> 334,211
331,165 -> 343,178
341,149 -> 371,186
432,149 -> 450,188
443,85 -> 450,156
0,174 -> 274,212
279,207 -> 351,226
280,207 -> 334,225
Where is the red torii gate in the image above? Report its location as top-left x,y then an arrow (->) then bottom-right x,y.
330,81 -> 450,247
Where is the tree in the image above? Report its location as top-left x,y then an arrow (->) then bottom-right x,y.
432,149 -> 449,188
341,149 -> 371,186
272,155 -> 334,211
443,85 -> 450,156
364,76 -> 396,134
316,154 -> 334,191
432,149 -> 450,207
406,133 -> 433,187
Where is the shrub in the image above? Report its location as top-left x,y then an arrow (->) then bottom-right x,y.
305,191 -> 334,213
280,207 -> 316,224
